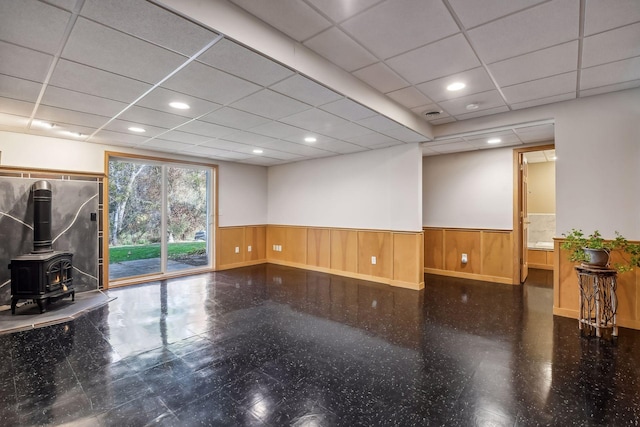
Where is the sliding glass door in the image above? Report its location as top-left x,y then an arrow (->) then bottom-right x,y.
108,157 -> 212,281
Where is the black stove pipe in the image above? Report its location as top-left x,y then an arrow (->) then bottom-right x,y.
32,180 -> 53,254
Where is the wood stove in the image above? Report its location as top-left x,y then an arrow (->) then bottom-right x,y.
8,181 -> 75,314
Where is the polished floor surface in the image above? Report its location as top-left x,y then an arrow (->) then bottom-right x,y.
1,265 -> 639,426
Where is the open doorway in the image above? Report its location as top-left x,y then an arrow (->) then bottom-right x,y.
514,144 -> 555,283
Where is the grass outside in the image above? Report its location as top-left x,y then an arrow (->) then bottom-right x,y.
109,241 -> 206,263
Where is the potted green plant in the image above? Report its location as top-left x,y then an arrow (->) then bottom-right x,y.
561,229 -> 640,272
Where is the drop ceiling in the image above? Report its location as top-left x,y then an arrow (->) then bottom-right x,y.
0,0 -> 638,165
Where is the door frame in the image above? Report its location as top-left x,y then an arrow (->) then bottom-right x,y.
512,143 -> 555,284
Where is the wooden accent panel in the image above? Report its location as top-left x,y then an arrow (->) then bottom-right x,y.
246,226 -> 266,262
424,228 -> 444,269
307,228 -> 331,268
481,231 -> 512,278
219,227 -> 245,266
527,249 -> 547,265
358,231 -> 392,278
393,232 -> 424,284
331,229 -> 358,273
284,227 -> 307,265
444,230 -> 481,274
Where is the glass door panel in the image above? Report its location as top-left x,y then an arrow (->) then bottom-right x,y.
166,166 -> 209,272
108,160 -> 162,280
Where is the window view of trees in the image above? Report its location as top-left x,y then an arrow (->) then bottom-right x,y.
108,158 -> 210,280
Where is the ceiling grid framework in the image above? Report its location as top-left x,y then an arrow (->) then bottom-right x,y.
0,0 -> 639,164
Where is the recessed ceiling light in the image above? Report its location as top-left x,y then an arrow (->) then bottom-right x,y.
466,103 -> 479,110
447,82 -> 466,91
252,149 -> 263,154
487,138 -> 502,144
128,127 -> 146,133
169,101 -> 190,110
33,120 -> 55,129
63,131 -> 83,138
304,137 -> 317,143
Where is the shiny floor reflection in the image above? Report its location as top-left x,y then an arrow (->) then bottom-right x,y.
1,265 -> 639,426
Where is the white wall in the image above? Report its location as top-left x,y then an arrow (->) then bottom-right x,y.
0,131 -> 268,227
422,147 -> 513,229
268,143 -> 423,231
434,88 -> 640,240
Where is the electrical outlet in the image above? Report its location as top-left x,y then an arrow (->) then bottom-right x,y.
461,253 -> 468,264
278,245 -> 282,252
371,256 -> 377,265
234,246 -> 240,254
248,245 -> 252,252
272,244 -> 276,251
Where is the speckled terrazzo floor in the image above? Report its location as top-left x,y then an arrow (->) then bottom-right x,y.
1,265 -> 638,426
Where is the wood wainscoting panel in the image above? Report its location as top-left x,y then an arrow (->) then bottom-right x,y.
284,227 -> 308,265
330,229 -> 358,273
557,246 -> 579,312
358,231 -> 392,279
527,249 -> 547,266
609,249 -> 637,321
307,228 -> 331,268
246,226 -> 266,262
219,227 -> 245,267
444,230 -> 481,274
393,232 -> 424,286
481,231 -> 513,279
267,226 -> 286,262
424,228 -> 444,269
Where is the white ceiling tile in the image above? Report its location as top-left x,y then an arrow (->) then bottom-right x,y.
248,121 -> 307,139
198,39 -> 294,86
346,132 -> 399,147
0,0 -> 70,54
584,0 -> 640,36
514,124 -> 555,142
352,62 -> 408,93
312,140 -> 364,154
465,130 -> 519,144
239,156 -> 284,166
511,92 -> 576,110
41,0 -> 77,11
201,150 -> 252,161
201,139 -> 252,152
270,75 -> 343,106
230,89 -> 311,120
319,99 -> 376,121
342,0 -> 459,59
282,131 -> 334,145
386,87 -> 432,109
430,141 -> 475,153
305,0 -> 382,22
387,34 -> 481,84
175,120 -> 236,139
280,108 -> 349,132
367,140 -> 404,150
163,61 -> 261,105
104,119 -> 168,137
304,27 -> 377,72
356,115 -> 400,132
416,67 -> 496,102
34,105 -> 110,128
502,72 -> 577,104
380,127 -> 426,142
429,137 -> 465,145
200,107 -> 271,129
580,56 -> 640,90
119,106 -> 190,129
320,122 -> 372,139
41,86 -> 128,117
138,87 -> 221,119
80,0 -> 217,56
580,79 -> 640,98
0,41 -> 53,83
468,0 -> 579,64
50,60 -> 152,103
89,129 -> 149,145
139,139 -> 193,153
62,18 -> 187,84
421,146 -> 440,156
582,23 -> 640,68
448,0 -> 547,28
258,139 -> 332,157
223,131 -> 280,147
229,0 -> 331,42
488,41 -> 578,87
155,130 -> 212,145
0,75 -> 42,103
0,97 -> 34,117
438,90 -> 506,116
523,151 -> 547,163
454,105 -> 510,120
